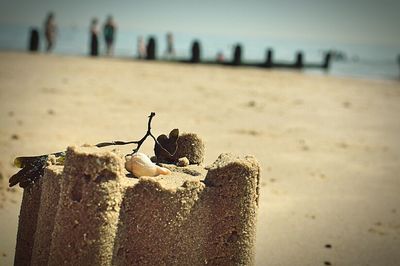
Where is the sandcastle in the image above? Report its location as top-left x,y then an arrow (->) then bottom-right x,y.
13,133 -> 260,265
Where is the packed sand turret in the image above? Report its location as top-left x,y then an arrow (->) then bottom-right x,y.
112,153 -> 259,265
14,179 -> 42,266
31,165 -> 63,266
48,146 -> 125,266
13,133 -> 260,265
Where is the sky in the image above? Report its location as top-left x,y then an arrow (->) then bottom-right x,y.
0,0 -> 399,47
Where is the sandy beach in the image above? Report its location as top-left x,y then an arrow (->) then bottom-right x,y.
1,52 -> 400,265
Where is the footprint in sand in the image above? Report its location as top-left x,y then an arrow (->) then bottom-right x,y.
292,99 -> 304,105
298,139 -> 310,151
244,100 -> 264,111
342,101 -> 351,108
41,87 -> 59,94
305,214 -> 316,220
337,142 -> 348,149
234,129 -> 262,136
247,100 -> 256,107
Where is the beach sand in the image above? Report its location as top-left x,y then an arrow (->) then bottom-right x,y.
0,52 -> 399,265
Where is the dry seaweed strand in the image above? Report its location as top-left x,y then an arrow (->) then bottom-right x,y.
9,112 -> 177,188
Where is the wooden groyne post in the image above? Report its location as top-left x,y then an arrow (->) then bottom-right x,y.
146,37 -> 156,60
191,40 -> 201,63
233,44 -> 242,65
322,52 -> 331,70
294,51 -> 304,68
265,49 -> 273,68
28,28 -> 39,52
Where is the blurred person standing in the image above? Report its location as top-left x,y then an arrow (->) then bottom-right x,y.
164,32 -> 175,59
44,12 -> 57,52
216,51 -> 224,63
89,18 -> 99,56
137,36 -> 146,59
103,16 -> 116,56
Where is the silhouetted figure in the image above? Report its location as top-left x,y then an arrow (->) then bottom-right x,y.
191,40 -> 201,63
89,18 -> 99,56
164,32 -> 175,59
146,37 -> 156,60
28,28 -> 40,52
295,52 -> 304,68
103,16 -> 116,56
44,12 -> 57,52
322,52 -> 331,70
137,36 -> 146,59
233,44 -> 242,65
265,49 -> 273,68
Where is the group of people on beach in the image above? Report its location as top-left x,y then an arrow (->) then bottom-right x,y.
89,16 -> 117,56
35,13 -> 221,63
38,12 -> 177,59
39,12 -> 117,56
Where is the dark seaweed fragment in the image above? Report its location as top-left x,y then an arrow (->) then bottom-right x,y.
9,151 -> 65,188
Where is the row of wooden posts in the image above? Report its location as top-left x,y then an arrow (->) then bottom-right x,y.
28,28 -> 331,70
145,37 -> 331,70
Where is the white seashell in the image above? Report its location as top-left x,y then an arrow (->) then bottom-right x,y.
125,152 -> 171,177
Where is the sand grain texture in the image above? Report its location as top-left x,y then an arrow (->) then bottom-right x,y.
14,145 -> 260,265
113,153 -> 259,265
13,180 -> 42,266
31,165 -> 63,266
48,146 -> 125,266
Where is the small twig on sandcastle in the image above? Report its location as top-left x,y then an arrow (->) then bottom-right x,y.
9,112 -> 175,188
12,106 -> 260,265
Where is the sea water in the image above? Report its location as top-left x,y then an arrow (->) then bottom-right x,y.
0,24 -> 399,81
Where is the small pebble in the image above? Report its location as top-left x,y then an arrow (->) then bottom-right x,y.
177,157 -> 189,167
11,134 -> 19,140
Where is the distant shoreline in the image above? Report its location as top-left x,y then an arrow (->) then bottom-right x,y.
1,50 -> 398,82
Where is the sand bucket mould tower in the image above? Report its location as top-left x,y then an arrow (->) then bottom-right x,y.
12,130 -> 260,265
